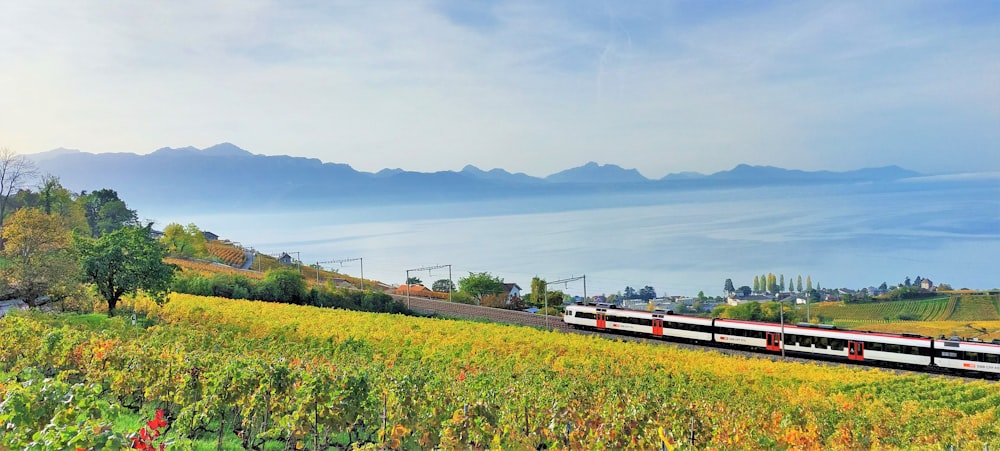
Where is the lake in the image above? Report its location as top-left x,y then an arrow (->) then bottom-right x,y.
149,176 -> 1000,297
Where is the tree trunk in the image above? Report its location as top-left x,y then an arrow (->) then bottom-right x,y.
107,297 -> 119,317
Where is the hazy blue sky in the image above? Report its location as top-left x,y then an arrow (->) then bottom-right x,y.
2,1 -> 997,178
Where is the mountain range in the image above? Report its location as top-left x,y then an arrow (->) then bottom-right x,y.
30,143 -> 922,212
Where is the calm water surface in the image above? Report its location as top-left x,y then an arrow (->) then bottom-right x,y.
152,179 -> 1000,297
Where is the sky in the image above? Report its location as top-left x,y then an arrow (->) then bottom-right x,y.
1,1 -> 998,178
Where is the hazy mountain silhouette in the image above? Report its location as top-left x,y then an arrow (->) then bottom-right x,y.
29,143 -> 923,212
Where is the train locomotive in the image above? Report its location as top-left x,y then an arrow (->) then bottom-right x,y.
562,303 -> 1000,377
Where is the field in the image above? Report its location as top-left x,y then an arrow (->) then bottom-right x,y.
2,294 -> 999,449
803,295 -> 1000,335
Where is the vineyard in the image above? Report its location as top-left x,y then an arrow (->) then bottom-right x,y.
808,297 -> 952,323
165,257 -> 265,280
807,296 -> 1000,334
2,294 -> 999,449
206,241 -> 247,268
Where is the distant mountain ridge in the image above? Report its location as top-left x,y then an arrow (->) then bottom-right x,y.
29,143 -> 923,212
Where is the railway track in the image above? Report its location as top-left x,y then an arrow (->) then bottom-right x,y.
393,294 -> 987,381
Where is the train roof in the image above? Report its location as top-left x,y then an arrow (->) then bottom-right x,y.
567,303 -> 712,322
715,318 -> 933,344
935,338 -> 1000,351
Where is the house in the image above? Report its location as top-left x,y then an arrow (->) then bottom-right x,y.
202,231 -> 219,241
277,253 -> 293,265
502,283 -> 522,304
726,294 -> 773,306
920,278 -> 934,290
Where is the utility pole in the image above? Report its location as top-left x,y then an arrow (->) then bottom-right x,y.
405,264 -> 451,308
542,275 -> 586,329
317,257 -> 364,290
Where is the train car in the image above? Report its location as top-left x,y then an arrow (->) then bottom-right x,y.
714,320 -> 933,367
933,338 -> 1000,376
781,324 -> 933,367
563,304 -> 713,342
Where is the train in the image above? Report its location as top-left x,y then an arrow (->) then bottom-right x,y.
562,303 -> 1000,377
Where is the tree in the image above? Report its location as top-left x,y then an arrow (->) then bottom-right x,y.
697,290 -> 706,301
257,269 -> 307,304
1,208 -> 78,304
805,275 -> 813,291
724,278 -> 735,295
75,225 -> 176,316
35,176 -> 90,235
458,271 -> 504,305
903,276 -> 911,287
752,276 -> 760,294
406,276 -> 422,285
738,285 -> 752,297
638,285 -> 657,301
623,286 -> 637,300
160,223 -> 208,258
779,274 -> 785,292
796,275 -> 803,292
79,189 -> 138,237
879,282 -> 888,291
431,278 -> 455,293
0,148 -> 39,244
938,283 -> 953,291
767,273 -> 777,294
531,277 -> 547,306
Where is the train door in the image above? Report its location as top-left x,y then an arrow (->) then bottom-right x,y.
848,341 -> 864,361
652,318 -> 663,337
766,332 -> 782,352
596,312 -> 606,329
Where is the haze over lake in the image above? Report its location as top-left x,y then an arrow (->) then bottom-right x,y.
150,177 -> 999,297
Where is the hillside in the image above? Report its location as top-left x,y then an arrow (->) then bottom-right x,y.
802,294 -> 1000,337
2,294 -> 997,449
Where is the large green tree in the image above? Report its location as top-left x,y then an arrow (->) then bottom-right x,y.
75,225 -> 175,316
79,189 -> 138,237
458,271 -> 504,305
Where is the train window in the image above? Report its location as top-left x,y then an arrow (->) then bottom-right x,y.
830,339 -> 845,351
578,312 -> 596,320
965,352 -> 980,362
941,351 -> 958,358
986,353 -> 1000,364
868,342 -> 883,352
640,318 -> 652,326
885,344 -> 901,354
909,346 -> 922,356
818,337 -> 829,348
801,336 -> 813,347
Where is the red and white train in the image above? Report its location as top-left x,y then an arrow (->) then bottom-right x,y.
563,303 -> 1000,377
